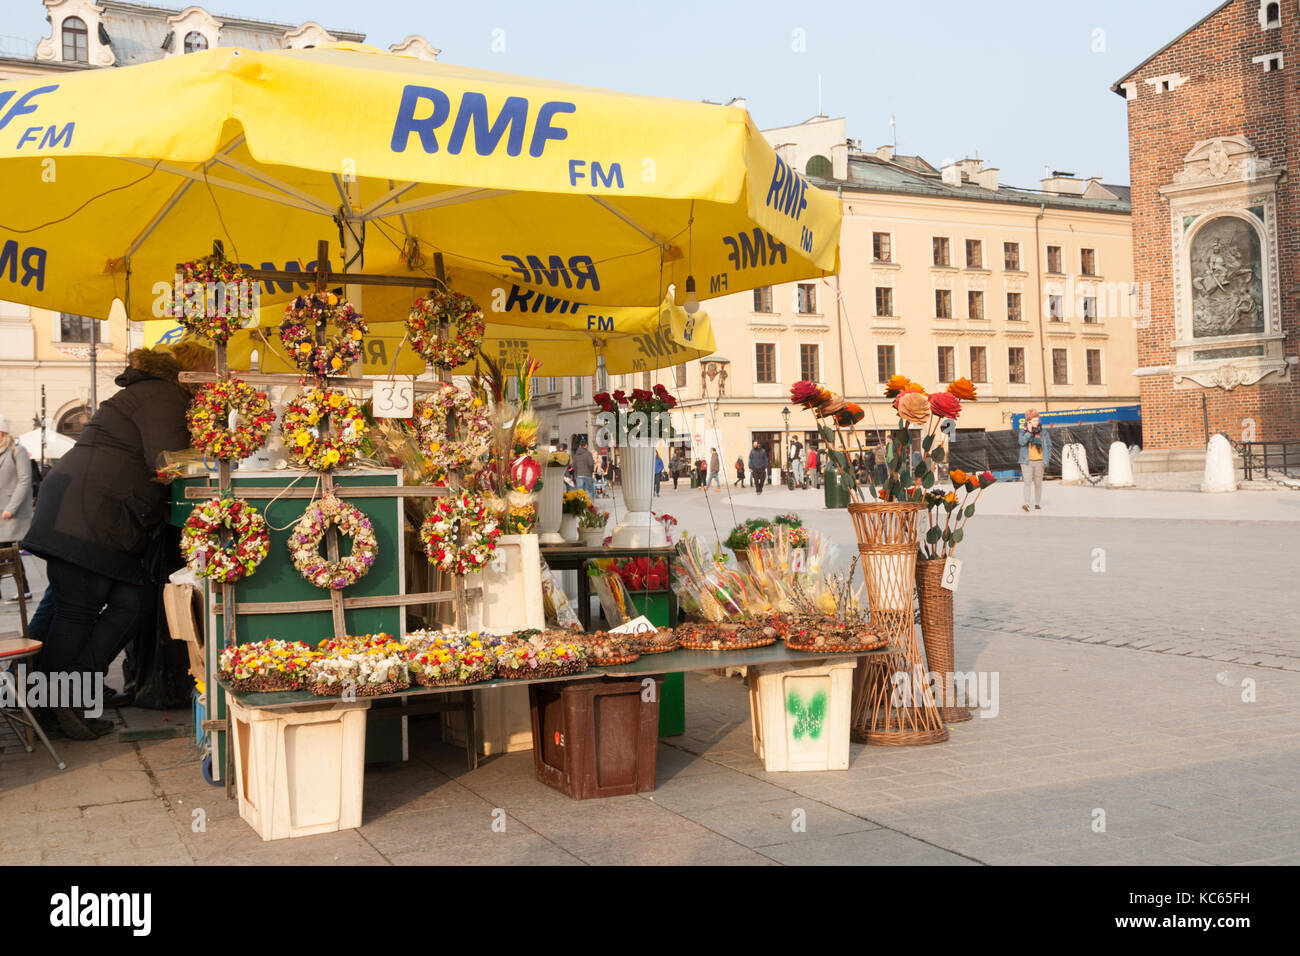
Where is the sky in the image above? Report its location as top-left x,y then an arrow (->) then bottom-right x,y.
6,0 -> 1223,188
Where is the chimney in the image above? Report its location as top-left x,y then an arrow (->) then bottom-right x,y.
940,162 -> 963,187
972,167 -> 999,190
957,157 -> 984,177
875,144 -> 895,162
831,141 -> 848,180
1040,170 -> 1085,195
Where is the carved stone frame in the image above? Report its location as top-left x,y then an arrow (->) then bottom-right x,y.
1158,136 -> 1289,390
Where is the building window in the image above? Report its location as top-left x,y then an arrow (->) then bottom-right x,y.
755,343 -> 776,384
184,31 -> 209,53
968,290 -> 985,320
641,372 -> 651,390
595,356 -> 608,394
1252,52 -> 1284,71
1046,245 -> 1063,274
1004,242 -> 1021,271
1048,294 -> 1064,321
969,346 -> 988,383
799,343 -> 820,382
937,346 -> 956,383
932,236 -> 951,267
62,16 -> 89,63
1086,348 -> 1103,385
57,404 -> 93,440
877,344 -> 896,382
1008,347 -> 1026,384
1007,292 -> 1023,321
1082,295 -> 1098,323
872,232 -> 892,263
1080,248 -> 1097,276
59,313 -> 95,343
753,286 -> 773,313
1052,348 -> 1069,385
935,289 -> 953,319
675,362 -> 686,388
570,376 -> 584,399
875,286 -> 893,316
796,283 -> 816,315
1263,1 -> 1281,28
965,239 -> 983,269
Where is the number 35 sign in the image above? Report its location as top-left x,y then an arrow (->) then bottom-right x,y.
371,379 -> 414,419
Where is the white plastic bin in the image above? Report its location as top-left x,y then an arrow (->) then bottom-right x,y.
748,658 -> 858,772
229,696 -> 369,841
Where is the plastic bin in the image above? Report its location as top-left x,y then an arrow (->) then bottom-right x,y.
748,657 -> 857,772
627,590 -> 684,737
530,676 -> 662,799
228,696 -> 369,841
823,459 -> 850,510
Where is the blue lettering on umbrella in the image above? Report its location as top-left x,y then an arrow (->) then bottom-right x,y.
390,85 -> 575,158
764,156 -> 809,222
0,240 -> 47,291
0,85 -> 57,131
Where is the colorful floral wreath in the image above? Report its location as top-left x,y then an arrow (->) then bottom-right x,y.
419,489 -> 501,575
180,497 -> 270,583
287,494 -> 379,590
175,255 -> 252,344
279,292 -> 368,378
281,387 -> 367,471
219,639 -> 318,693
186,378 -> 275,461
406,288 -> 485,369
413,382 -> 493,472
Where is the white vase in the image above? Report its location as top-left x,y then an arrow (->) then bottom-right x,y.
560,513 -> 580,543
610,442 -> 668,548
580,527 -> 606,547
537,471 -> 565,544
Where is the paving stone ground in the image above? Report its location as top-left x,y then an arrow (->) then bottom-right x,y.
2,481 -> 1296,864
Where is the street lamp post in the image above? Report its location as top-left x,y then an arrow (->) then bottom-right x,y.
781,406 -> 790,489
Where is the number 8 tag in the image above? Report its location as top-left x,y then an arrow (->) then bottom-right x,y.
941,557 -> 962,592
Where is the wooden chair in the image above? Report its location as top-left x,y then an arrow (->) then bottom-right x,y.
0,546 -> 66,769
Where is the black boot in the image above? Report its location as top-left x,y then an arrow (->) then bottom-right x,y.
53,707 -> 114,740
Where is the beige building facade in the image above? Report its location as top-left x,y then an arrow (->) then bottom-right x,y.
545,116 -> 1139,475
0,0 -> 437,453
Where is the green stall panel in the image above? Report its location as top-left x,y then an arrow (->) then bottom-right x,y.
172,468 -> 408,776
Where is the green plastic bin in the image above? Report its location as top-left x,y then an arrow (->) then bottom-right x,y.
627,590 -> 685,737
823,459 -> 850,509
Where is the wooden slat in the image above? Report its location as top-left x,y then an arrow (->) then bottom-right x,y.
212,587 -> 482,617
177,371 -> 447,394
320,472 -> 348,641
183,485 -> 447,500
242,266 -> 436,289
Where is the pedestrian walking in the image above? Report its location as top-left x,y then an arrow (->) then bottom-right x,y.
0,413 -> 34,604
571,439 -> 596,496
806,445 -> 820,489
670,449 -> 687,490
1018,409 -> 1051,512
748,441 -> 770,495
695,459 -> 706,488
653,451 -> 665,496
791,437 -> 805,487
707,448 -> 721,491
23,342 -> 214,740
734,455 -> 746,487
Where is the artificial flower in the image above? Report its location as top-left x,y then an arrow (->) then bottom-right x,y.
949,469 -> 969,485
896,391 -> 931,425
947,377 -> 978,401
883,374 -> 913,398
929,391 -> 962,420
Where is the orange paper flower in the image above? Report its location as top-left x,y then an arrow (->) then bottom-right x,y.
883,374 -> 913,398
947,377 -> 978,401
949,469 -> 969,485
896,391 -> 930,425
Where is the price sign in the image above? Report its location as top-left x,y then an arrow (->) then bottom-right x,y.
941,557 -> 963,592
371,379 -> 414,419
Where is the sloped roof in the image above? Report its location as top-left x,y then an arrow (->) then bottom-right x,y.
1110,0 -> 1234,95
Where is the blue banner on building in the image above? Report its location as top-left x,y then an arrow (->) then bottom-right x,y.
1010,405 -> 1141,431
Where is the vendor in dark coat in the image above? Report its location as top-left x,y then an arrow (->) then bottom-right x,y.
24,342 -> 212,739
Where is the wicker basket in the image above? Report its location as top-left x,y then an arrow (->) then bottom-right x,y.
846,500 -> 947,746
916,558 -> 972,722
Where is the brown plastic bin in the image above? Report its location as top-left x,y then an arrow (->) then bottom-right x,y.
529,676 -> 663,799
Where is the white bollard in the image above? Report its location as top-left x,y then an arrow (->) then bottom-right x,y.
1061,443 -> 1090,484
1107,441 -> 1135,488
1201,433 -> 1237,493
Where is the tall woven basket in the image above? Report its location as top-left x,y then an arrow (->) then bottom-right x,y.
915,558 -> 973,722
847,501 -> 948,746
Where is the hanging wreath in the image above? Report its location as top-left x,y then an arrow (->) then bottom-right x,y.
280,387 -> 367,471
406,288 -> 485,369
278,292 -> 368,378
287,494 -> 379,590
419,489 -> 501,575
413,381 -> 493,473
180,497 -> 270,583
186,378 -> 275,461
174,255 -> 253,344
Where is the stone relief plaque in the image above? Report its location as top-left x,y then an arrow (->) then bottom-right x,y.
1189,217 -> 1264,337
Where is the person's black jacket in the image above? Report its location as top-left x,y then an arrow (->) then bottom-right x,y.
748,446 -> 770,473
23,367 -> 191,585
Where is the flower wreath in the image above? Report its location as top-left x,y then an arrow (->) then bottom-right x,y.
186,378 -> 275,461
175,255 -> 251,344
279,292 -> 368,378
419,489 -> 501,575
406,288 -> 485,369
180,497 -> 270,583
280,387 -> 367,471
413,382 -> 493,472
287,494 -> 379,590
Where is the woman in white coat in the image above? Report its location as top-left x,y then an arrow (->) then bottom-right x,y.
0,413 -> 34,603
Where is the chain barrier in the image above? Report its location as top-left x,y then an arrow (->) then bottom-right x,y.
1064,443 -> 1107,487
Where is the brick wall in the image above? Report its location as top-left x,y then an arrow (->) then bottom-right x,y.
1125,0 -> 1300,447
